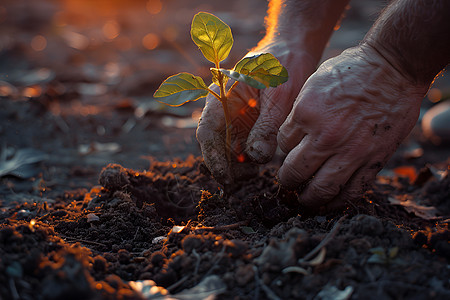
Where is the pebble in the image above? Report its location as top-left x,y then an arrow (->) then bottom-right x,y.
422,101 -> 450,145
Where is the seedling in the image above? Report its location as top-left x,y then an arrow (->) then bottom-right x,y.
154,12 -> 288,162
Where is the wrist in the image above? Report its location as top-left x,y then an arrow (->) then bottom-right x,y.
255,0 -> 350,65
356,43 -> 430,97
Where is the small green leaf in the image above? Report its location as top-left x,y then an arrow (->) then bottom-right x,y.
191,12 -> 233,65
369,247 -> 386,256
367,254 -> 386,264
232,53 -> 288,88
240,226 -> 256,234
210,68 -> 227,87
154,73 -> 209,106
388,247 -> 399,259
220,69 -> 266,89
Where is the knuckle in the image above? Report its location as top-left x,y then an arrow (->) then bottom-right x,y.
277,132 -> 290,153
279,163 -> 309,187
308,181 -> 341,201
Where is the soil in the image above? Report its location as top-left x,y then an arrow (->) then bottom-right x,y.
1,1 -> 450,300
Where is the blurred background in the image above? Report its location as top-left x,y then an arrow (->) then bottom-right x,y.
0,0 -> 448,174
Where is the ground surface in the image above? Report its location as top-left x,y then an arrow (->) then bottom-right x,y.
1,1 -> 449,299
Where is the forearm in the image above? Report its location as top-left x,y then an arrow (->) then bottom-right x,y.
363,0 -> 450,86
258,0 -> 350,61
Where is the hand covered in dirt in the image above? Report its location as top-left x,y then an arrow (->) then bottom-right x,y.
197,43 -> 318,186
277,44 -> 428,210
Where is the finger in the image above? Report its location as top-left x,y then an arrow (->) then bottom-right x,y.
196,95 -> 231,185
332,160 -> 383,205
277,103 -> 308,154
277,136 -> 331,188
312,161 -> 382,213
297,155 -> 365,208
246,86 -> 297,163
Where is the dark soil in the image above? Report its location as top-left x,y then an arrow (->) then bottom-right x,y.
1,1 -> 449,299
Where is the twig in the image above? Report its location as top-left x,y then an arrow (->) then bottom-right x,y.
253,265 -> 280,300
202,245 -> 226,279
9,278 -> 20,300
193,220 -> 249,232
192,249 -> 201,281
301,215 -> 346,262
61,235 -> 107,248
166,275 -> 190,293
252,265 -> 260,300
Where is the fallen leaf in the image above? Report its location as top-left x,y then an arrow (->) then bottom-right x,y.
170,225 -> 186,234
174,275 -> 226,300
0,147 -> 48,178
388,196 -> 440,220
393,166 -> 417,183
282,266 -> 309,275
315,285 -> 353,300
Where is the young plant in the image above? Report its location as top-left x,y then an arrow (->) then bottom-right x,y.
154,12 -> 288,162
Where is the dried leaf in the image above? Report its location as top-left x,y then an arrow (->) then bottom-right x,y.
393,166 -> 417,183
0,148 -> 47,178
388,196 -> 440,220
174,275 -> 226,300
306,247 -> 327,266
315,285 -> 353,300
171,225 -> 186,234
282,266 -> 309,275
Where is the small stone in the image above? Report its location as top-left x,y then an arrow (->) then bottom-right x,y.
86,213 -> 99,223
422,101 -> 450,145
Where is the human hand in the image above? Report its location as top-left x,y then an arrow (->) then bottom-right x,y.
277,44 -> 428,210
196,42 -> 318,186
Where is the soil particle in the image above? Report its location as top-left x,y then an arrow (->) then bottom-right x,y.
99,164 -> 131,193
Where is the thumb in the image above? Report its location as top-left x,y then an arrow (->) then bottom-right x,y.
245,86 -> 297,163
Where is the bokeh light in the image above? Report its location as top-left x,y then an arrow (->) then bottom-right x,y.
103,20 -> 120,40
31,35 -> 47,51
427,88 -> 442,103
142,33 -> 160,50
146,0 -> 162,15
248,98 -> 257,108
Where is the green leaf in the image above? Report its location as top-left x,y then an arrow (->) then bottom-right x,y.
191,12 -> 233,65
153,73 -> 209,106
231,53 -> 288,88
220,69 -> 266,89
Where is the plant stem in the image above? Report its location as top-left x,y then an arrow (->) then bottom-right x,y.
221,96 -> 232,164
214,66 -> 232,166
